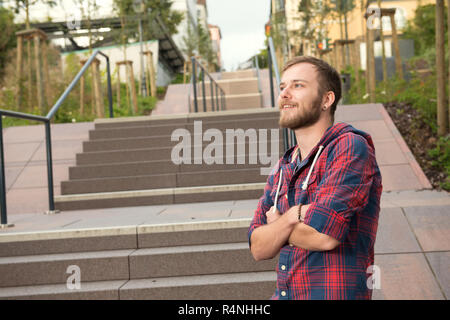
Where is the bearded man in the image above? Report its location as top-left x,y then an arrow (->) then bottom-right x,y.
248,56 -> 382,300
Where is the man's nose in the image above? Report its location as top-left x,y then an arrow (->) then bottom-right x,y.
279,86 -> 291,99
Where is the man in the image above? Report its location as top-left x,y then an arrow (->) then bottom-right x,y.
248,56 -> 382,300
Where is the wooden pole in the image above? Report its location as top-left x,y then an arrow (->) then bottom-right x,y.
34,34 -> 45,114
147,51 -> 157,98
116,66 -> 121,108
27,39 -> 32,111
127,62 -> 138,114
447,0 -> 450,129
80,75 -> 85,116
79,60 -> 86,116
389,12 -> 403,79
436,0 -> 448,135
42,39 -> 51,108
378,1 -> 388,83
16,35 -> 23,111
367,28 -> 376,103
91,59 -> 104,118
352,41 -> 361,96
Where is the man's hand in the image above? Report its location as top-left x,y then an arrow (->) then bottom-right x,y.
266,206 -> 281,224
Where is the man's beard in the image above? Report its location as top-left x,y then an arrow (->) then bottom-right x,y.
278,93 -> 322,130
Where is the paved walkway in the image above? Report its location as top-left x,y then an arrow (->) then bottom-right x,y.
1,103 -> 449,300
1,103 -> 434,215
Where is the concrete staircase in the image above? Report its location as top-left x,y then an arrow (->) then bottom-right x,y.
55,108 -> 282,211
193,69 -> 263,111
0,219 -> 277,299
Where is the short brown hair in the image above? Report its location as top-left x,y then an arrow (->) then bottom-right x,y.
282,56 -> 341,121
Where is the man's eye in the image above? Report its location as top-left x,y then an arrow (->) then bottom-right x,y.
294,83 -> 303,88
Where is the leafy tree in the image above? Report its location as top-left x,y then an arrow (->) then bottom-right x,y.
13,0 -> 57,28
144,0 -> 183,36
0,7 -> 16,78
402,4 -> 447,56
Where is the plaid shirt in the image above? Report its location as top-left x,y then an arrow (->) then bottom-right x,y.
249,122 -> 382,300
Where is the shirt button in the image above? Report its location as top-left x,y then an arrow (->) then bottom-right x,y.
281,291 -> 287,297
281,265 -> 286,271
285,194 -> 288,199
289,243 -> 293,247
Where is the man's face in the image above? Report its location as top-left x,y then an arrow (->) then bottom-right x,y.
278,63 -> 323,130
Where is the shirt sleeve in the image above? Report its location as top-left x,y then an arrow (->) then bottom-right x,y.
247,161 -> 280,247
303,133 -> 376,243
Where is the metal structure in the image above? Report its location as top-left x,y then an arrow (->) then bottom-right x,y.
267,37 -> 295,152
0,50 -> 113,228
18,14 -> 185,75
191,57 -> 226,113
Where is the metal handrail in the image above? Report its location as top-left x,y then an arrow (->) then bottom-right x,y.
253,56 -> 263,108
267,37 -> 296,152
0,49 -> 113,227
191,57 -> 226,113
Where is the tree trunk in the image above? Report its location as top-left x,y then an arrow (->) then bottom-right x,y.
436,0 -> 448,135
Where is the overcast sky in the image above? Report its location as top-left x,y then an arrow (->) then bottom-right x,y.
5,0 -> 270,71
207,0 -> 270,71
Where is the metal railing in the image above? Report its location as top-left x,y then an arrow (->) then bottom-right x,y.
267,37 -> 296,152
0,49 -> 113,228
191,57 -> 226,113
253,56 -> 264,108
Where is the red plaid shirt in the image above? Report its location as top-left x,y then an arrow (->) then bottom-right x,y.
249,123 -> 382,300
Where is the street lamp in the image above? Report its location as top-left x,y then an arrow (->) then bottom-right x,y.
133,0 -> 147,97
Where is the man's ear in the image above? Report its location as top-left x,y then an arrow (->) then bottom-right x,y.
322,91 -> 335,110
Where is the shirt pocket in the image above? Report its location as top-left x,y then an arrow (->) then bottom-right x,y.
270,182 -> 288,211
296,172 -> 318,204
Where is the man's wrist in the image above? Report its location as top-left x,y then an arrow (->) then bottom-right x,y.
298,204 -> 303,222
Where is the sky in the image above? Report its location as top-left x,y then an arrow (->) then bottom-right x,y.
207,0 -> 270,71
4,0 -> 270,72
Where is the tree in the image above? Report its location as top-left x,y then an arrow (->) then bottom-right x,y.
13,0 -> 56,28
144,0 -> 183,36
0,7 -> 16,78
292,0 -> 333,55
402,4 -> 447,56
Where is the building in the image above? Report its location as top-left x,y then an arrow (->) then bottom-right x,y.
269,0 -> 435,69
208,24 -> 223,70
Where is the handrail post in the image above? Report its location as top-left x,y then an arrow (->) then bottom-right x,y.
215,84 -> 219,112
191,57 -> 198,113
105,56 -> 114,118
201,68 -> 207,112
44,121 -> 58,215
0,115 -> 13,228
209,75 -> 215,111
268,46 -> 275,108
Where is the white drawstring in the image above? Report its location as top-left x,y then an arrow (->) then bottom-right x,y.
302,146 -> 324,191
273,169 -> 283,214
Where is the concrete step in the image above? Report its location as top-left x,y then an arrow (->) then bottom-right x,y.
120,271 -> 276,300
0,218 -> 252,257
0,243 -> 275,289
55,183 -> 265,211
0,249 -> 133,288
0,280 -> 126,300
77,142 -> 282,165
89,116 -> 277,140
83,135 -> 283,152
221,70 -> 255,80
129,242 -> 275,279
194,93 -> 262,112
61,168 -> 267,195
69,158 -> 279,180
0,272 -> 276,300
201,78 -> 259,95
94,108 -> 279,130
